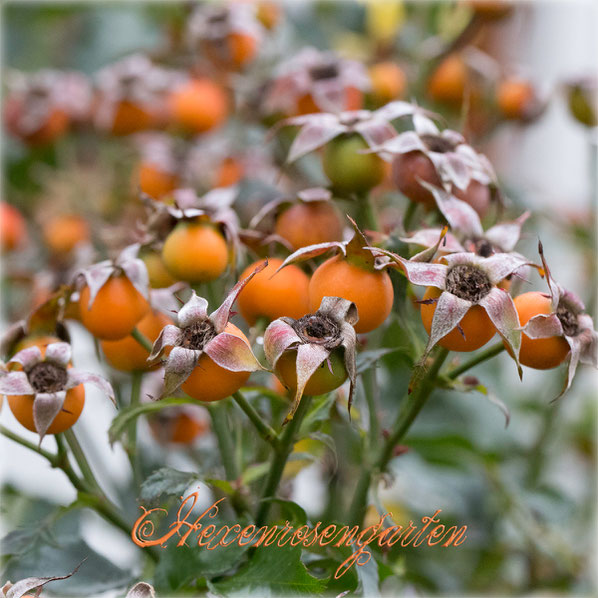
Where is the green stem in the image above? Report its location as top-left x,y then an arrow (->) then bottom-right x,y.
232,391 -> 280,449
362,367 -> 380,450
1,425 -> 159,562
356,193 -> 379,231
131,327 -> 153,353
347,347 -> 450,526
208,402 -> 239,481
526,393 -> 563,486
63,429 -> 102,494
402,200 -> 418,232
447,342 -> 505,380
255,395 -> 313,526
129,371 -> 143,487
1,424 -> 56,461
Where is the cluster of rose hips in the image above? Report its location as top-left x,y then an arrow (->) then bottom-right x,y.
2,1 -> 596,450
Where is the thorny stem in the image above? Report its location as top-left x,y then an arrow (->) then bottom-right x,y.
131,327 -> 153,353
347,347 -> 450,526
208,402 -> 239,481
356,193 -> 379,232
526,391 -> 564,486
255,395 -> 313,526
447,342 -> 505,380
233,391 -> 280,449
402,200 -> 418,233
129,371 -> 143,487
362,367 -> 380,451
0,424 -> 56,461
63,428 -> 103,494
0,425 -> 159,562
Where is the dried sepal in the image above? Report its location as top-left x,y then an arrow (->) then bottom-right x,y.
484,211 -> 531,253
249,187 -> 332,231
276,216 -> 384,275
424,293 -> 471,356
286,343 -> 330,423
478,288 -> 522,377
275,241 -> 346,273
2,561 -> 84,598
369,116 -> 496,191
378,250 -> 448,287
187,2 -> 263,54
7,346 -> 43,370
401,228 -> 464,255
139,188 -> 240,264
74,244 -> 150,309
65,369 -> 116,406
149,282 -> 188,316
44,342 -> 71,367
178,294 -> 209,329
148,324 -> 182,361
401,183 -> 530,262
204,333 -> 263,373
125,582 -> 156,598
421,182 -> 483,238
263,318 -> 301,369
210,260 -> 268,333
162,346 -> 201,398
0,371 -> 34,396
278,102 -> 423,163
264,47 -> 370,116
32,392 -> 67,440
409,226 -> 451,263
522,311 -> 563,339
0,321 -> 28,359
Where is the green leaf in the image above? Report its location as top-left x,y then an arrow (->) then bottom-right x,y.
309,431 -> 337,471
407,434 -> 478,468
300,393 -> 336,435
241,462 -> 271,485
474,386 -> 511,428
108,396 -> 198,444
1,538 -> 132,596
212,542 -> 326,597
240,386 -> 289,404
153,528 -> 249,592
354,547 -> 380,597
259,498 -> 307,525
140,468 -> 202,506
204,478 -> 235,495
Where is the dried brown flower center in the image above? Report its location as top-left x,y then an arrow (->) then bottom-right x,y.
293,314 -> 341,348
310,63 -> 339,81
445,264 -> 492,303
556,302 -> 579,337
421,134 -> 457,154
179,320 -> 217,351
28,362 -> 67,393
